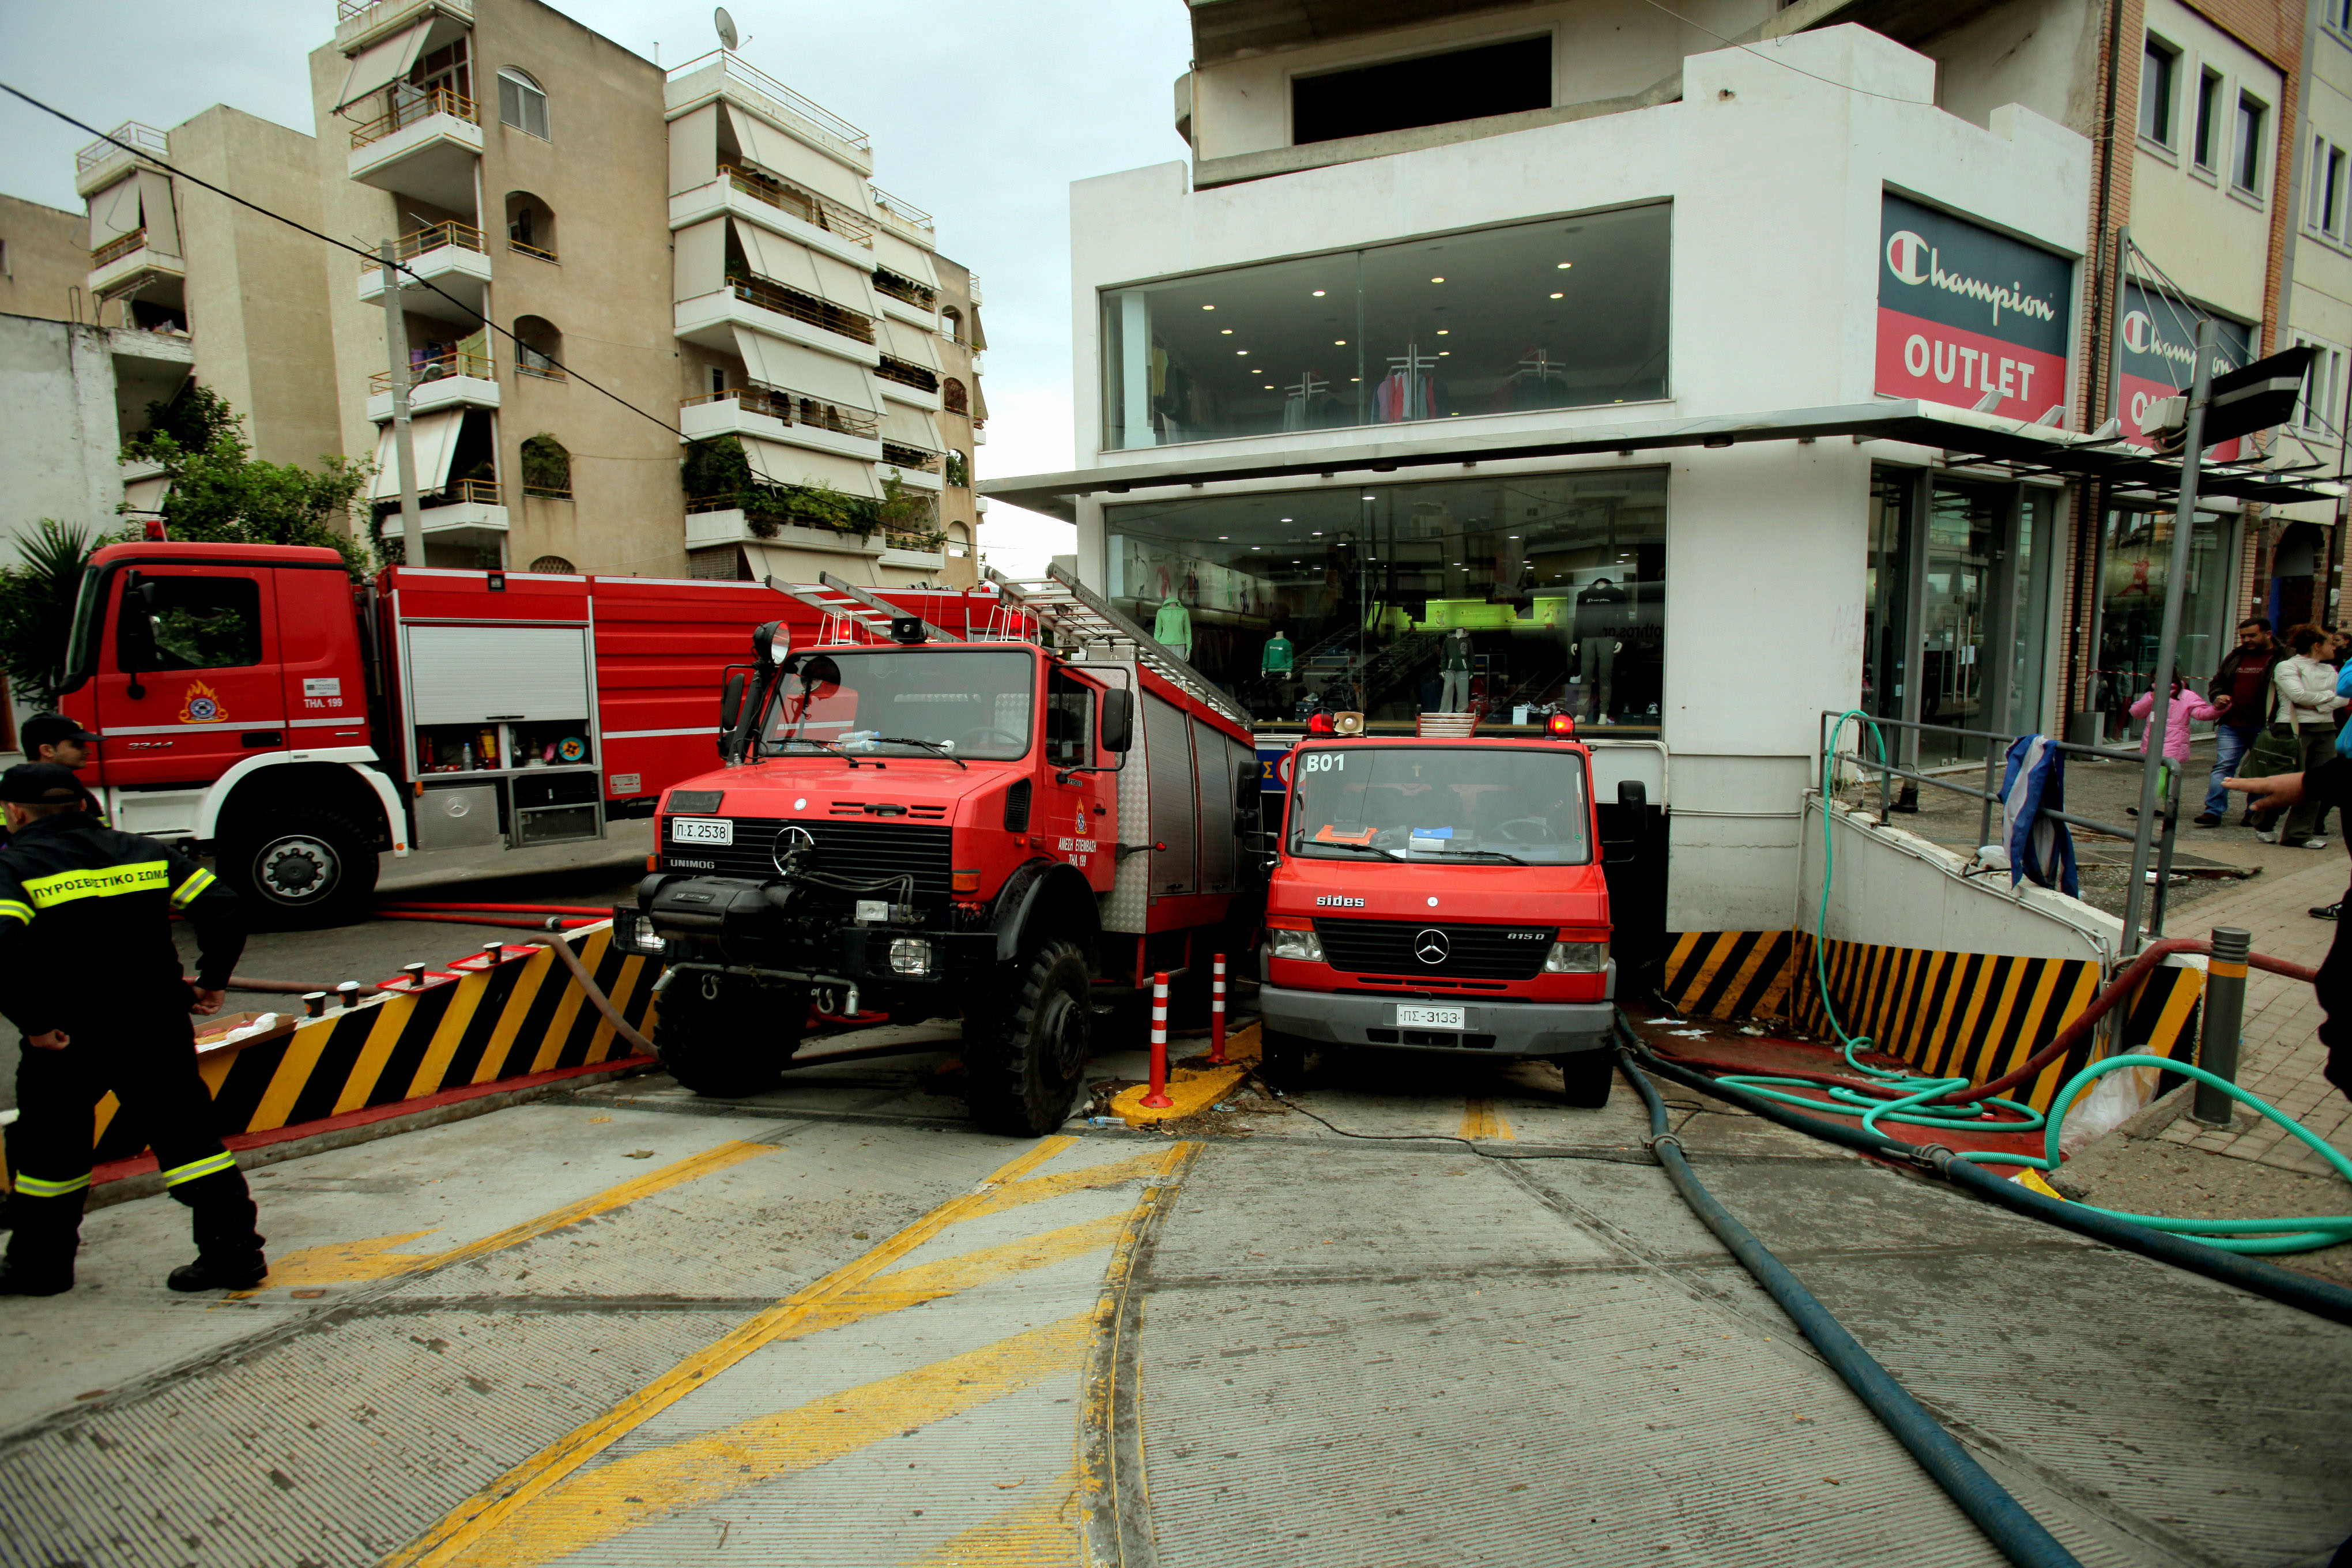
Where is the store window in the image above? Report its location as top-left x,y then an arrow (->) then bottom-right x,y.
1107,468 -> 1665,732
2093,508 -> 2231,742
1100,205 -> 1670,450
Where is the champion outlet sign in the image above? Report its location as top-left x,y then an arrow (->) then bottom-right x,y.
1875,193 -> 2074,423
2116,282 -> 2255,461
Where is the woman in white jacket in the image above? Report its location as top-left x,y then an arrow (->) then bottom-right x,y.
2265,623 -> 2347,846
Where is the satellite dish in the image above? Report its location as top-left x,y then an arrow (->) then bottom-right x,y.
714,6 -> 738,51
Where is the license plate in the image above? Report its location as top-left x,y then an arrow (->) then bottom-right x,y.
1395,1004 -> 1466,1030
670,817 -> 734,845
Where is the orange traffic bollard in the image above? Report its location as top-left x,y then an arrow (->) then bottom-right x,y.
1207,953 -> 1228,1064
1142,971 -> 1175,1108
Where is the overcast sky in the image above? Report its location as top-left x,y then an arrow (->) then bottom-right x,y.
0,1 -> 1196,571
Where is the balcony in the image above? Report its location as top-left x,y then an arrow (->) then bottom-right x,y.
676,281 -> 882,368
679,389 -> 882,461
367,349 -> 500,421
664,50 -> 872,174
357,221 -> 492,323
348,87 -> 483,210
335,0 -> 470,52
684,503 -> 887,558
108,324 -> 194,413
87,226 -> 184,300
873,267 -> 939,332
873,356 -> 943,412
879,440 -> 944,492
868,186 -> 935,247
74,122 -> 168,199
878,541 -> 947,571
413,477 -> 508,557
670,166 -> 875,277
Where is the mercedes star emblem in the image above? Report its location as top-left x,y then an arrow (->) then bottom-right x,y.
1414,928 -> 1450,965
771,824 -> 817,876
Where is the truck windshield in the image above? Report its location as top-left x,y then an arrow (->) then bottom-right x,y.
58,566 -> 105,693
761,648 -> 1035,762
1288,746 -> 1591,865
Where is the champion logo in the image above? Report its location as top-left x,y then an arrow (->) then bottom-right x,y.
1883,230 -> 2058,328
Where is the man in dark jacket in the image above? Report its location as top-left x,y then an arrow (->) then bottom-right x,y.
2199,617 -> 2280,827
2228,761 -> 2352,1102
0,763 -> 263,1296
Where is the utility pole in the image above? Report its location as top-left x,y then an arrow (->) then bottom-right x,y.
2120,318 -> 2216,953
379,239 -> 425,567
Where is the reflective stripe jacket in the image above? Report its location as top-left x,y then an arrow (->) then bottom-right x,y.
0,813 -> 243,1036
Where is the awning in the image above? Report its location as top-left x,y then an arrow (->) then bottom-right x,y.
88,177 -> 142,248
137,170 -> 179,259
731,216 -> 821,294
978,398 -> 2352,522
881,405 -> 942,451
370,410 -> 465,500
873,229 -> 937,290
122,474 -> 172,515
733,326 -> 877,410
873,315 -> 940,371
335,19 -> 431,114
740,435 -> 881,499
723,103 -> 870,212
675,216 -> 726,300
744,542 -> 876,586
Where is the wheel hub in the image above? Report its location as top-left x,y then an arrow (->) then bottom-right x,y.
257,836 -> 336,900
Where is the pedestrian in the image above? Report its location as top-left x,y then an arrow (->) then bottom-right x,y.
2198,617 -> 2279,827
2126,670 -> 2218,819
2259,624 -> 2346,847
2227,763 -> 2352,1106
0,763 -> 263,1296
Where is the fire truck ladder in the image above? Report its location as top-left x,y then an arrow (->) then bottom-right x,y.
759,574 -> 955,647
983,563 -> 1250,730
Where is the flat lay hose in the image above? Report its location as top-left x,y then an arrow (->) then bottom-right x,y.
1622,1049 -> 2084,1568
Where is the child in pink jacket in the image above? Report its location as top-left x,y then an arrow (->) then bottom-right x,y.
2129,672 -> 2220,807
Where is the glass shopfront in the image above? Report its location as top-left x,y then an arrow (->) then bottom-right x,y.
1107,468 -> 1666,732
2093,508 -> 2233,742
1100,205 -> 1671,450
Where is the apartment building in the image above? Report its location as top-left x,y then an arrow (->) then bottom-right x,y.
0,193 -> 89,326
988,0 -> 2335,937
300,0 -> 987,582
2279,1 -> 2352,626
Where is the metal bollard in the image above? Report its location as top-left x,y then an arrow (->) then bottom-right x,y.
1207,953 -> 1227,1064
2191,926 -> 2252,1127
336,980 -> 360,1010
1141,971 -> 1175,1108
301,991 -> 327,1019
483,940 -> 504,962
402,962 -> 428,989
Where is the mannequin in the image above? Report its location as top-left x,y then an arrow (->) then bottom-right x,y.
1260,629 -> 1293,674
1154,594 -> 1193,661
1438,626 -> 1473,713
1574,577 -> 1629,723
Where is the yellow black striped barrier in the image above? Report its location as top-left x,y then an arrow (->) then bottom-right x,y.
1661,929 -> 2204,1113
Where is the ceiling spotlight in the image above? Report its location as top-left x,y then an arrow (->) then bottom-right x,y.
1280,516 -> 1293,521
1237,349 -> 1249,355
1221,328 -> 1232,334
1551,292 -> 1565,299
1436,329 -> 1449,336
1556,262 -> 1572,269
1202,304 -> 1215,310
1218,534 -> 1229,540
1335,338 -> 1348,345
1430,276 -> 1445,283
1312,289 -> 1326,296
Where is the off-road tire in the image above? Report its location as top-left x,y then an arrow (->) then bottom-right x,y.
654,971 -> 806,1098
1556,1049 -> 1616,1109
964,941 -> 1094,1136
1259,1029 -> 1307,1090
216,809 -> 378,930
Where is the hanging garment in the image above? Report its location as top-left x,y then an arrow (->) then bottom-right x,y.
1154,596 -> 1193,659
1261,634 -> 1294,673
1999,735 -> 2078,898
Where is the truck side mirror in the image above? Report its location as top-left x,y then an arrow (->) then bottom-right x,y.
1617,780 -> 1648,812
1099,689 -> 1134,753
717,671 -> 748,757
1235,760 -> 1261,807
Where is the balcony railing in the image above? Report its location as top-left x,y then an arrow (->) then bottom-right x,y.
681,386 -> 880,439
426,477 -> 502,508
359,220 -> 485,272
508,236 -> 559,263
875,356 -> 941,395
517,358 -> 567,382
91,229 -> 148,269
667,51 -> 872,154
873,269 -> 937,312
725,272 -> 875,345
718,163 -> 873,248
868,186 -> 934,233
880,440 -> 942,472
350,86 -> 478,150
370,348 -> 495,393
522,481 -> 572,500
77,122 -> 168,175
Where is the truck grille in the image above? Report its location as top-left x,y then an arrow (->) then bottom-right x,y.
662,817 -> 954,900
1312,918 -> 1555,981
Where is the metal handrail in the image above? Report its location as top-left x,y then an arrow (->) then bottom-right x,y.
350,86 -> 477,150
873,269 -> 938,311
718,162 -> 875,247
726,272 -> 876,345
679,386 -> 880,439
508,236 -> 559,263
875,356 -> 940,394
360,221 -> 485,271
666,51 -> 872,152
76,122 -> 167,173
428,477 -> 502,507
370,349 -> 495,393
868,186 -> 935,230
90,229 -> 149,268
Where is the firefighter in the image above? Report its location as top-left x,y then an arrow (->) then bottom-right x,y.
0,763 -> 264,1296
0,715 -> 104,849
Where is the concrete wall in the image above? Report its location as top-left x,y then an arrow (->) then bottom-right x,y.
1799,797 -> 2121,964
0,315 -> 124,549
1921,0 -> 2105,135
2131,0 -> 2285,327
0,194 -> 92,327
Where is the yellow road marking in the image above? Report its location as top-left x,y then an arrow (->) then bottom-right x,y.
440,1315 -> 1094,1567
236,1139 -> 775,1296
1459,1099 -> 1514,1141
898,1472 -> 1081,1566
960,1148 -> 1183,1223
1110,1061 -> 1249,1124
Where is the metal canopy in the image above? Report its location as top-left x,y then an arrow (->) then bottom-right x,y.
978,398 -> 2345,521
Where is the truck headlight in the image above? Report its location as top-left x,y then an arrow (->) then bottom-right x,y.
1269,928 -> 1325,962
1544,941 -> 1607,973
889,938 -> 934,976
615,908 -> 665,955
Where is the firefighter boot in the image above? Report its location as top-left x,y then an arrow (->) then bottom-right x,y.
0,1192 -> 83,1296
164,1168 -> 267,1293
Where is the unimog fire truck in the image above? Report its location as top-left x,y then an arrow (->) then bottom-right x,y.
616,568 -> 1264,1136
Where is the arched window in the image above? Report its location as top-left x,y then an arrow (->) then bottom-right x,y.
506,191 -> 557,261
529,555 -> 577,574
942,376 -> 969,415
941,307 -> 962,344
515,316 -> 565,380
947,522 -> 971,559
521,433 -> 572,499
497,68 -> 550,140
943,448 -> 971,488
